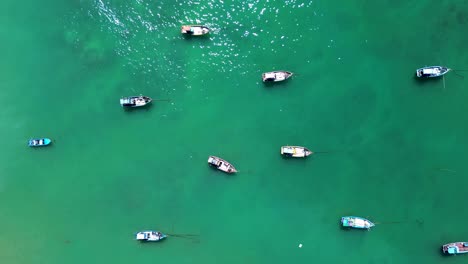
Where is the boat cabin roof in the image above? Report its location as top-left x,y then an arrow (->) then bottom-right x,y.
448,247 -> 458,254
282,147 -> 295,154
264,73 -> 276,78
136,233 -> 148,239
422,68 -> 440,74
208,156 -> 221,165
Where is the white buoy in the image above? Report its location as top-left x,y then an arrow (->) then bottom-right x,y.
299,243 -> 303,248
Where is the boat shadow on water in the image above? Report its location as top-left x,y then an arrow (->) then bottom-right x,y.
413,75 -> 444,87
181,34 -> 211,43
339,225 -> 372,232
262,80 -> 292,89
208,166 -> 235,177
122,104 -> 153,113
29,143 -> 54,150
207,165 -> 239,178
280,156 -> 312,162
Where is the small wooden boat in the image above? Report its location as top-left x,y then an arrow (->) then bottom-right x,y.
442,242 -> 468,255
120,96 -> 152,107
341,216 -> 375,229
181,25 -> 210,36
280,146 -> 313,158
135,231 -> 167,242
208,156 -> 237,174
416,66 -> 450,78
28,138 -> 52,147
262,71 -> 293,82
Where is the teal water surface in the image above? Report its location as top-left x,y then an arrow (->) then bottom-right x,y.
1,0 -> 468,263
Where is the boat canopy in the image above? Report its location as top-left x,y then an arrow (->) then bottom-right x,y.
448,247 -> 457,254
264,73 -> 276,79
282,147 -> 295,154
136,233 -> 147,240
208,157 -> 220,165
422,68 -> 440,74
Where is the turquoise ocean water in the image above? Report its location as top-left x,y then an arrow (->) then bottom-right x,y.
1,0 -> 468,263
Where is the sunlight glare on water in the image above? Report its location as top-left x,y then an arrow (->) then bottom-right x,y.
79,0 -> 317,79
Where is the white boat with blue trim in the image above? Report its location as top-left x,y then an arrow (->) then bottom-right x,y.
341,216 -> 375,229
136,231 -> 167,242
120,95 -> 152,108
442,242 -> 468,255
28,138 -> 52,147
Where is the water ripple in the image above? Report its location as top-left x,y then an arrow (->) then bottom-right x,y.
67,0 -> 318,94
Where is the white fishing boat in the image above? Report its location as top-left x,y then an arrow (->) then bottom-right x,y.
280,146 -> 313,158
208,156 -> 237,174
181,25 -> 210,36
120,95 -> 152,107
341,216 -> 375,229
262,71 -> 293,82
416,66 -> 450,78
135,231 -> 167,242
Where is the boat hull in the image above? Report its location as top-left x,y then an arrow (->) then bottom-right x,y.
262,71 -> 293,82
208,156 -> 237,173
442,242 -> 468,255
341,216 -> 375,229
136,231 -> 167,242
181,25 -> 210,36
120,96 -> 152,107
416,66 -> 450,78
28,138 -> 52,147
280,146 -> 312,158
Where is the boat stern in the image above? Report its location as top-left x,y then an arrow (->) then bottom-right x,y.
181,25 -> 190,33
442,245 -> 449,254
136,232 -> 147,240
341,217 -> 349,227
120,98 -> 130,106
208,156 -> 216,164
446,246 -> 457,255
280,146 -> 295,156
262,72 -> 276,82
416,69 -> 422,77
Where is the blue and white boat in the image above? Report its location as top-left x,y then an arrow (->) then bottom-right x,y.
28,138 -> 52,147
120,95 -> 152,108
442,242 -> 468,255
341,216 -> 375,229
135,231 -> 167,242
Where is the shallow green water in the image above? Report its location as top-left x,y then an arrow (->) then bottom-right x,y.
1,0 -> 468,263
